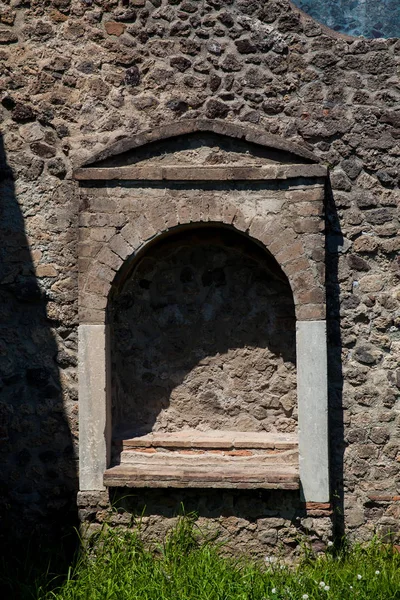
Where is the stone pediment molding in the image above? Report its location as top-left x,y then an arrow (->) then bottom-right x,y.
74,119 -> 320,175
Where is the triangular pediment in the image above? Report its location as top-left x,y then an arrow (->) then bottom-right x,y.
73,120 -> 325,182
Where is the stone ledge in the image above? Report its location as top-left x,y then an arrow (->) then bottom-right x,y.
107,431 -> 299,490
118,431 -> 298,451
74,164 -> 327,182
103,463 -> 299,490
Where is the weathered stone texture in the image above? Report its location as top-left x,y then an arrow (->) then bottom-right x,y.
0,0 -> 399,549
77,488 -> 333,559
110,228 -> 297,436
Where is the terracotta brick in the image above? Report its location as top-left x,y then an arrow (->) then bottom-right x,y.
109,234 -> 134,260
367,494 -> 394,502
283,256 -> 310,278
96,246 -> 123,272
287,188 -> 325,203
295,286 -> 325,305
78,241 -> 102,258
120,222 -> 142,248
79,292 -> 107,310
296,303 -> 326,320
275,240 -> 304,266
306,509 -> 333,517
79,306 -> 106,324
90,227 -> 116,242
293,217 -> 324,234
304,501 -> 333,516
90,261 -> 115,283
305,502 -> 332,510
84,276 -> 110,297
222,201 -> 238,225
177,200 -> 191,225
164,202 -> 179,229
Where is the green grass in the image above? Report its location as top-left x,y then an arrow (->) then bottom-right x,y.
6,517 -> 400,600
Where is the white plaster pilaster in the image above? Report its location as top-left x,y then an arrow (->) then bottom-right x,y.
296,320 -> 330,502
78,324 -> 111,491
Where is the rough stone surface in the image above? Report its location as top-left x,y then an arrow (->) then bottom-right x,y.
0,0 -> 399,554
77,488 -> 333,559
111,229 -> 297,437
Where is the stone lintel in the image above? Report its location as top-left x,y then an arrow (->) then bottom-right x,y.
73,164 -> 327,182
296,320 -> 329,503
78,324 -> 111,491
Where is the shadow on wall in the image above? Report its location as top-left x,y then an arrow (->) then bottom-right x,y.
325,179 -> 345,540
109,227 -> 297,438
0,135 -> 78,582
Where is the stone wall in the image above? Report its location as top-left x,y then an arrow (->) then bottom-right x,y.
0,0 -> 399,551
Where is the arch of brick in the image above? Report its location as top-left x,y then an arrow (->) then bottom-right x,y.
79,196 -> 325,324
74,120 -> 329,505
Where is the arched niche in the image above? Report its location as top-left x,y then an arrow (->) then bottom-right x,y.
109,225 -> 297,439
74,120 -> 329,503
